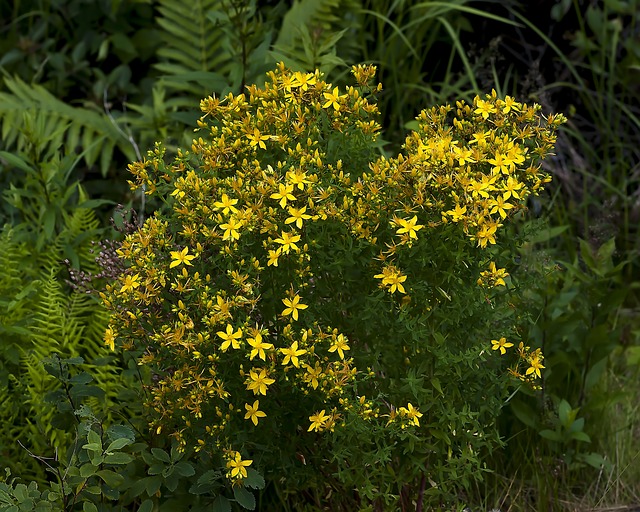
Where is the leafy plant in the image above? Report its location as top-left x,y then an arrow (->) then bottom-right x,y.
102,63 -> 565,509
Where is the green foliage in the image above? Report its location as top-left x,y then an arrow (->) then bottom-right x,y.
102,64 -> 564,509
0,135 -> 125,481
506,1 -> 640,279
0,81 -> 136,178
271,0 -> 360,74
1,356 -> 266,512
489,229 -> 638,508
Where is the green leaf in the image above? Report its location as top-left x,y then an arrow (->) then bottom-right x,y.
557,399 -> 572,428
242,468 -> 265,490
95,470 -> 125,489
212,496 -> 232,512
138,499 -> 154,512
509,399 -> 538,429
83,502 -> 98,512
106,424 -> 136,443
233,486 -> 255,510
145,476 -> 163,497
569,431 -> 591,443
79,463 -> 98,478
103,452 -> 134,465
151,447 -> 171,463
539,429 -> 563,442
105,438 -> 133,453
0,151 -> 36,174
431,377 -> 443,395
173,462 -> 195,477
86,430 -> 102,447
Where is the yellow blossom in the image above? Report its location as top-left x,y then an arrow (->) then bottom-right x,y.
247,332 -> 273,361
247,127 -> 269,150
285,206 -> 312,228
491,337 -> 514,355
474,99 -> 497,119
214,193 -> 239,215
220,216 -> 243,241
328,334 -> 350,359
274,231 -> 301,253
120,273 -> 141,294
244,400 -> 267,426
217,324 -> 243,351
170,247 -> 196,268
227,451 -> 252,479
308,409 -> 329,432
399,403 -> 423,426
267,248 -> 280,267
280,340 -> 307,367
393,215 -> 424,239
270,183 -> 296,208
322,86 -> 346,111
526,354 -> 545,379
104,327 -> 115,351
246,368 -> 275,395
281,294 -> 308,321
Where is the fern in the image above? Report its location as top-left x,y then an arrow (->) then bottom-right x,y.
0,76 -> 137,177
271,0 -> 362,73
0,211 -> 124,478
155,0 -> 235,96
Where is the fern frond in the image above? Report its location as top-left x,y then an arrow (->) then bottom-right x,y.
0,76 -> 136,176
272,0 -> 362,72
155,0 -> 235,96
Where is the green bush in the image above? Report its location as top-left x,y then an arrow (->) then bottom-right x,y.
100,63 -> 564,509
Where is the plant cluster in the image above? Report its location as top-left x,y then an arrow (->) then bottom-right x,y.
100,63 -> 564,508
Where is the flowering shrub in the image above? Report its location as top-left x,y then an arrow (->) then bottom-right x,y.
101,63 -> 565,508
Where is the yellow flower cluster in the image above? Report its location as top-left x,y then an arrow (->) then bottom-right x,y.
491,337 -> 545,386
102,62 -> 562,484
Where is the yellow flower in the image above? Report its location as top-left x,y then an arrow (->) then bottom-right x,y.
328,334 -> 350,359
393,215 -> 424,239
281,294 -> 308,321
214,193 -> 239,215
444,204 -> 467,222
399,403 -> 423,426
247,127 -> 269,150
474,98 -> 497,119
488,196 -> 514,219
120,273 -> 141,294
270,183 -> 296,208
267,248 -> 280,267
170,247 -> 196,268
274,231 -> 301,253
217,324 -> 243,351
374,266 -> 407,294
488,152 -> 510,175
491,337 -> 514,355
286,169 -> 311,190
291,72 -> 316,90
304,362 -> 322,390
308,409 -> 329,432
244,400 -> 267,426
227,451 -> 252,479
104,327 -> 115,351
526,355 -> 545,379
502,176 -> 523,200
280,341 -> 307,367
246,368 -> 276,395
502,95 -> 520,113
220,216 -> 243,241
322,86 -> 345,111
285,206 -> 312,229
247,332 -> 273,361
